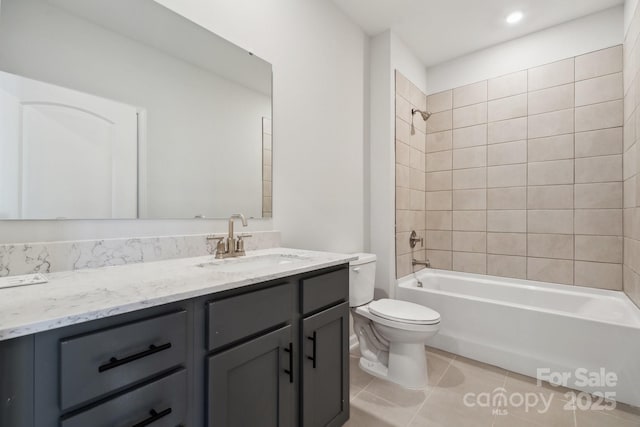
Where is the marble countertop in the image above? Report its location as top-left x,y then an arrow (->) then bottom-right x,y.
0,248 -> 356,341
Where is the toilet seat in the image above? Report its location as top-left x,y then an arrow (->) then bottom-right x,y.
369,299 -> 440,325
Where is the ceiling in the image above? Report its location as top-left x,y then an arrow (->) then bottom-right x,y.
332,0 -> 624,67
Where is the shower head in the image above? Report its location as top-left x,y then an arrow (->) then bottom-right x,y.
412,108 -> 431,121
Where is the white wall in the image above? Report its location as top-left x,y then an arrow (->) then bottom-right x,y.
627,0 -> 639,33
0,0 -> 367,251
369,30 -> 427,298
426,6 -> 624,94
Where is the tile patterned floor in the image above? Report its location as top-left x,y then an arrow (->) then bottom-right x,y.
347,348 -> 640,427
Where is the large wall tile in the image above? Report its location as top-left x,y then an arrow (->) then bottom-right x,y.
528,58 -> 575,91
528,160 -> 574,185
488,140 -> 527,166
575,209 -> 623,235
488,70 -> 527,100
487,187 -> 527,210
396,119 -> 412,147
528,134 -> 574,162
453,81 -> 488,108
488,94 -> 527,122
453,252 -> 487,274
410,169 -> 426,191
452,124 -> 487,149
427,250 -> 452,269
410,148 -> 426,171
453,167 -> 486,190
575,46 -> 623,81
396,95 -> 413,120
528,109 -> 574,138
574,127 -> 623,158
487,254 -> 527,279
575,235 -> 623,263
487,210 -> 527,232
575,73 -> 623,107
574,182 -> 623,208
488,117 -> 527,144
426,230 -> 452,251
527,185 -> 574,209
426,191 -> 452,211
453,146 -> 487,169
575,100 -> 624,132
453,231 -> 487,253
427,90 -> 453,113
487,164 -> 527,188
527,258 -> 574,285
410,189 -> 425,210
426,150 -> 452,172
426,110 -> 453,133
574,261 -> 622,290
396,187 -> 411,210
453,189 -> 487,210
453,103 -> 487,128
487,233 -> 527,256
528,83 -> 574,115
575,155 -> 622,183
396,164 -> 410,188
528,210 -> 573,234
426,211 -> 452,230
452,210 -> 487,231
396,140 -> 411,166
527,234 -> 574,259
426,171 -> 452,191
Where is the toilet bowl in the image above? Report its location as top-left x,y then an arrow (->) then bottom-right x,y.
350,253 -> 440,389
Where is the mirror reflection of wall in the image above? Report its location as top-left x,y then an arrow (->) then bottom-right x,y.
262,118 -> 273,218
0,0 -> 273,220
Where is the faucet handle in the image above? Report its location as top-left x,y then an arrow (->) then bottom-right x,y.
236,234 -> 251,253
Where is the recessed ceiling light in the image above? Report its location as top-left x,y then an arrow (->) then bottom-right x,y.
506,11 -> 524,24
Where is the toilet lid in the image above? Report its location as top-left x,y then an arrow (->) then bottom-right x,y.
369,299 -> 440,325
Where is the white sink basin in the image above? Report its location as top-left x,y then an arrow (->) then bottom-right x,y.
197,254 -> 310,273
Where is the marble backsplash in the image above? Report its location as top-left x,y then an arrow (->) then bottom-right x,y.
0,231 -> 281,277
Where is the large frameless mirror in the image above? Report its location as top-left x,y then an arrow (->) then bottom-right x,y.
0,0 -> 273,220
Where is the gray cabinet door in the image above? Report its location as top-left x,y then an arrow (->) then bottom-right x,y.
302,302 -> 349,427
207,325 -> 294,427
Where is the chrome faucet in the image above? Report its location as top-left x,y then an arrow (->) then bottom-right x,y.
412,258 -> 431,268
207,213 -> 251,259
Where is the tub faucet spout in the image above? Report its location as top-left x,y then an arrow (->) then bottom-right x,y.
412,258 -> 431,268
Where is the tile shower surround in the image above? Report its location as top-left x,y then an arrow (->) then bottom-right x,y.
624,3 -> 640,307
396,46 -> 627,291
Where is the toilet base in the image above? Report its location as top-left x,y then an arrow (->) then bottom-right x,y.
358,341 -> 428,389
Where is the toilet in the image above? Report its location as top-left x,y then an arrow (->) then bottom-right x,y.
350,253 -> 440,389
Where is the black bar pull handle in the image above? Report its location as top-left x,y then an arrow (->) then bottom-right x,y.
283,342 -> 293,383
307,331 -> 317,369
98,342 -> 172,373
131,407 -> 172,427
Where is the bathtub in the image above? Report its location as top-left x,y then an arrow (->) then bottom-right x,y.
396,269 -> 640,407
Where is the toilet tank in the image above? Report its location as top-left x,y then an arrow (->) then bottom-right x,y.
349,253 -> 376,307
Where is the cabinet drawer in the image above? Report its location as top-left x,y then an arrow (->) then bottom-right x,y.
61,369 -> 187,427
60,310 -> 187,411
301,268 -> 349,315
207,283 -> 292,351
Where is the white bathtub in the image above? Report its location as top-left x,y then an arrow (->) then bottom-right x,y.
396,269 -> 640,406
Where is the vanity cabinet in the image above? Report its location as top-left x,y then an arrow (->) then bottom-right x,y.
207,325 -> 294,427
300,269 -> 350,427
0,264 -> 350,427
